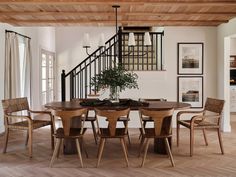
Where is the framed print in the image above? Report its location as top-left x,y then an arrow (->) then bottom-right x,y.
178,43 -> 204,75
177,76 -> 203,108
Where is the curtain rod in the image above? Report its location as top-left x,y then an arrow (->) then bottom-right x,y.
5,30 -> 31,40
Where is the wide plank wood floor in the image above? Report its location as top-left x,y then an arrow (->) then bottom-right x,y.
1,120 -> 236,177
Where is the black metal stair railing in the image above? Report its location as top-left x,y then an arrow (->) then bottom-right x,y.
61,28 -> 164,101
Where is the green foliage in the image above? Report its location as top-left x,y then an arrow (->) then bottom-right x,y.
91,65 -> 138,92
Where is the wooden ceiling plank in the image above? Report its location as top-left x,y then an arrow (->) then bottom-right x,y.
0,0 -> 236,6
0,11 -> 236,16
0,19 -> 228,24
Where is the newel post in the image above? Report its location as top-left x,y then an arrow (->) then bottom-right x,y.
61,70 -> 66,101
118,27 -> 122,65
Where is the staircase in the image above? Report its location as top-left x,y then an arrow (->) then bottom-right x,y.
61,28 -> 164,101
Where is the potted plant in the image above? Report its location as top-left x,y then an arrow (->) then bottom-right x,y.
91,65 -> 138,102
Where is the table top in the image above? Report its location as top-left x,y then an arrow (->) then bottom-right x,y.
45,100 -> 191,110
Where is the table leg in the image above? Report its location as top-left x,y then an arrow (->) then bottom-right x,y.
154,137 -> 172,154
63,117 -> 81,154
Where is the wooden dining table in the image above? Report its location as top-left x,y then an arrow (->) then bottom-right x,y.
45,99 -> 191,154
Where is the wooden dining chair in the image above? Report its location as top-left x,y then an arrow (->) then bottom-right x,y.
1,97 -> 54,158
95,108 -> 130,167
139,108 -> 175,167
138,98 -> 167,141
176,97 -> 225,156
50,108 -> 88,167
72,98 -> 98,144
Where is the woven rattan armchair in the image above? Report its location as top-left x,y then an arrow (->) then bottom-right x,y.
1,97 -> 54,158
176,97 -> 225,156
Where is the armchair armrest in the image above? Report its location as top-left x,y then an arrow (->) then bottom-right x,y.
5,114 -> 31,120
28,109 -> 53,122
28,109 -> 51,114
190,114 -> 220,125
177,110 -> 204,121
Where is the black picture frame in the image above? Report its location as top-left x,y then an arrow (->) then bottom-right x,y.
177,42 -> 204,75
177,76 -> 203,108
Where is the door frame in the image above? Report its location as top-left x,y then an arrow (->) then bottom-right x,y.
39,48 -> 56,108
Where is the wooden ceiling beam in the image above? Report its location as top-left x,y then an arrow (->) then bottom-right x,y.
0,0 -> 235,6
0,11 -> 236,16
0,19 -> 227,26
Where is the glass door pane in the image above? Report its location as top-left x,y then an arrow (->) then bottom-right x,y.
40,49 -> 55,107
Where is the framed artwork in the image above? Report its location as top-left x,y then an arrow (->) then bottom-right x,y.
177,76 -> 203,108
178,43 -> 204,75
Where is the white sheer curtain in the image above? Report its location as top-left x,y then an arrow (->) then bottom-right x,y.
21,37 -> 32,103
4,32 -> 21,99
4,32 -> 32,103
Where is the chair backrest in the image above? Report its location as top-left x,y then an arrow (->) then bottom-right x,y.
95,108 -> 130,137
139,108 -> 174,136
51,108 -> 87,136
204,98 -> 225,114
2,97 -> 29,114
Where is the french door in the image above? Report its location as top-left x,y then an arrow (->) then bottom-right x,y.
41,49 -> 56,107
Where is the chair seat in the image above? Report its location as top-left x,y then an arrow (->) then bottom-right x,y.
85,116 -> 96,121
178,120 -> 219,129
8,120 -> 51,130
118,116 -> 130,121
99,128 -> 127,138
105,117 -> 130,121
142,116 -> 153,122
54,128 -> 87,138
140,128 -> 172,138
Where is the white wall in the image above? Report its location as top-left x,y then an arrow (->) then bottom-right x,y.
0,24 -> 55,133
56,26 -> 218,128
32,27 -> 56,109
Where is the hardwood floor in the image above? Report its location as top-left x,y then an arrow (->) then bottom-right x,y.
0,120 -> 236,177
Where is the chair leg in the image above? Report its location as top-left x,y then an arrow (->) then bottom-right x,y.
50,124 -> 55,149
164,138 -> 175,167
56,138 -> 62,158
190,128 -> 194,157
202,128 -> 208,146
3,128 -> 9,153
28,128 -> 33,158
141,138 -> 150,167
25,130 -> 29,146
123,136 -> 129,157
50,138 -> 61,167
97,138 -> 105,167
217,128 -> 224,155
120,138 -> 129,167
123,120 -> 131,145
139,121 -> 146,140
91,121 -> 98,145
138,136 -> 146,157
75,139 -> 84,168
81,137 -> 88,158
177,121 -> 180,147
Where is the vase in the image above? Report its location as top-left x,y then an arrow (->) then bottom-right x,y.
109,86 -> 120,102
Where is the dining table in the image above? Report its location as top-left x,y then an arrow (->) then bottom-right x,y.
45,99 -> 191,154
